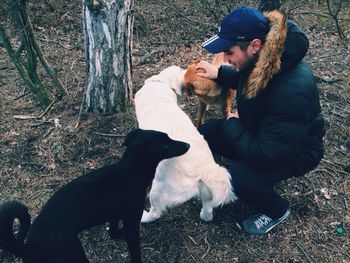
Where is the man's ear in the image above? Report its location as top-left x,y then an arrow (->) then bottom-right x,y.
250,39 -> 262,55
123,128 -> 142,146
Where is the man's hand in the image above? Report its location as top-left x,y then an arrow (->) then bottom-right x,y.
196,60 -> 219,80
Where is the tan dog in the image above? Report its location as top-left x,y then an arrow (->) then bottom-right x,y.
184,53 -> 236,127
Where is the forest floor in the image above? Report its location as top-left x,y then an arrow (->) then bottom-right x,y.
0,0 -> 349,262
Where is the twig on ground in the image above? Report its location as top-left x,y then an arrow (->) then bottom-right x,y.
295,242 -> 314,263
13,98 -> 58,120
26,189 -> 52,202
37,99 -> 57,119
13,115 -> 38,120
43,127 -> 55,139
343,196 -> 348,210
93,132 -> 125,137
201,234 -> 211,260
30,120 -> 53,127
14,91 -> 31,100
75,91 -> 86,129
187,235 -> 198,245
314,75 -> 343,84
307,168 -> 334,177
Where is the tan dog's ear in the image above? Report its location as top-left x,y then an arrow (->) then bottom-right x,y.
193,58 -> 201,64
212,53 -> 225,67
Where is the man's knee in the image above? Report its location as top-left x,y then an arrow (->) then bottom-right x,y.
221,118 -> 237,141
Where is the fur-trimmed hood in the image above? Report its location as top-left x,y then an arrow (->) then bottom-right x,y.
245,10 -> 308,98
246,10 -> 287,98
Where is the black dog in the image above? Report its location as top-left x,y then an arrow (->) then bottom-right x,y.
0,129 -> 190,263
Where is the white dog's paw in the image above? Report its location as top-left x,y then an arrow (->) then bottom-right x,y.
200,208 -> 213,222
141,210 -> 157,223
141,210 -> 152,223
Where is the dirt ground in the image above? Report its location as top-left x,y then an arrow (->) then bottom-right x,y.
0,0 -> 349,262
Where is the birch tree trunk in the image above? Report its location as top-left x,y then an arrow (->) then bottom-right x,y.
83,0 -> 133,114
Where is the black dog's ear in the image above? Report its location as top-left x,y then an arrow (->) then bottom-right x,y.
123,128 -> 142,146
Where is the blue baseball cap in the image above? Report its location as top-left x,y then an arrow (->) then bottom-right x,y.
202,7 -> 269,53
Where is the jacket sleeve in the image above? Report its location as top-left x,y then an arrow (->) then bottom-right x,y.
216,65 -> 239,90
222,91 -> 312,166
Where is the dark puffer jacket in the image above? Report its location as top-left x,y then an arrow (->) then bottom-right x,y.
216,11 -> 325,174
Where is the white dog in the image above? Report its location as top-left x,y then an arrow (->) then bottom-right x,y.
134,66 -> 237,222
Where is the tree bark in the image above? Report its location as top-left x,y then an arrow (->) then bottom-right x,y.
83,0 -> 133,114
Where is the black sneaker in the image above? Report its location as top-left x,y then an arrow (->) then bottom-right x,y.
242,208 -> 291,235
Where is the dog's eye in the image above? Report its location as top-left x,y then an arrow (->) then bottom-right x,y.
164,144 -> 169,150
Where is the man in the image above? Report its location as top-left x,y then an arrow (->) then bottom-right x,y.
196,6 -> 325,235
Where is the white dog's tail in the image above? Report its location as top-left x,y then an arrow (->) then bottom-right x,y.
201,165 -> 237,207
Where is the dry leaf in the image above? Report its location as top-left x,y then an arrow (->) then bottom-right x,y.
320,188 -> 332,200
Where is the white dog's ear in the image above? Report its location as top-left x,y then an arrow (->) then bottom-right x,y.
172,80 -> 184,96
171,69 -> 186,96
158,66 -> 185,96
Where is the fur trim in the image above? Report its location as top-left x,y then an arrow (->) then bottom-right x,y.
245,10 -> 287,99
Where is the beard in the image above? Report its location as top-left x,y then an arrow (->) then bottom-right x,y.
239,52 -> 259,73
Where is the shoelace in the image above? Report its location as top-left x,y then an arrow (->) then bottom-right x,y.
254,214 -> 272,229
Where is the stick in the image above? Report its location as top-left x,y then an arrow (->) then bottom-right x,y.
75,91 -> 86,129
93,132 -> 125,137
37,99 -> 57,118
13,98 -> 57,120
314,75 -> 343,84
14,90 -> 31,100
295,242 -> 313,263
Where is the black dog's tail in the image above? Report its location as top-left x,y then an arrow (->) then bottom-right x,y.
0,201 -> 31,258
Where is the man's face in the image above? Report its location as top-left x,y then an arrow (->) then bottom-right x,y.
223,44 -> 257,72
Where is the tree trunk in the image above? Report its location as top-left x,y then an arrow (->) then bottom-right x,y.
83,0 -> 133,114
0,0 -> 67,107
0,25 -> 51,107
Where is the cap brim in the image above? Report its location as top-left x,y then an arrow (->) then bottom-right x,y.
202,35 -> 236,54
